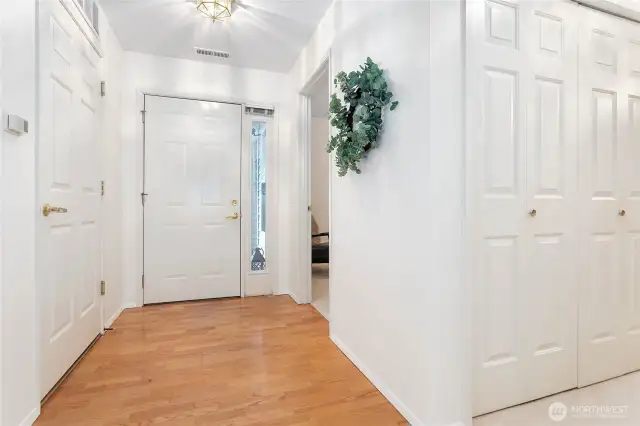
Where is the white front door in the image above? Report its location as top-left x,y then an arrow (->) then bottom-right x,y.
577,6 -> 640,387
38,1 -> 103,397
143,96 -> 242,304
468,0 -> 579,415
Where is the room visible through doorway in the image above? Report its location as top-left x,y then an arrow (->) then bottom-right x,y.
308,67 -> 330,319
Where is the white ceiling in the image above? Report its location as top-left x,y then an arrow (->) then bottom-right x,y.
100,0 -> 333,72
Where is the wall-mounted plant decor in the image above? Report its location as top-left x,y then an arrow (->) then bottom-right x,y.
328,57 -> 398,177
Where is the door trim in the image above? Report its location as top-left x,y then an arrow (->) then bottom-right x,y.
295,51 -> 332,305
139,93 -> 280,304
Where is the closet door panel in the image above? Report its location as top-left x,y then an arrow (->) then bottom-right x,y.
469,0 -> 578,415
524,8 -> 579,400
577,6 -> 638,387
620,23 -> 640,378
470,0 -> 528,415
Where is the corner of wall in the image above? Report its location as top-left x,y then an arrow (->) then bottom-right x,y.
287,1 -> 472,426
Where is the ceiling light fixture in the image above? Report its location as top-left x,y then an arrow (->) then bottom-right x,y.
196,0 -> 232,22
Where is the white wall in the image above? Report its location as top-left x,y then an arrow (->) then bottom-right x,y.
121,52 -> 290,306
0,2 -> 125,424
311,118 -> 329,233
1,0 -> 38,425
286,1 -> 468,425
100,7 -> 126,328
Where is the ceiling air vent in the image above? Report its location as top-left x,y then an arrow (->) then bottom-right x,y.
245,106 -> 275,117
195,47 -> 230,59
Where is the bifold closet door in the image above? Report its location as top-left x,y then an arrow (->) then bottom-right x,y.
468,0 -> 579,416
578,6 -> 640,387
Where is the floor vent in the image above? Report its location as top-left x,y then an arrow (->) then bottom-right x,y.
195,47 -> 230,59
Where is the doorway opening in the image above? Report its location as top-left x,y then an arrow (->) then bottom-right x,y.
302,61 -> 331,319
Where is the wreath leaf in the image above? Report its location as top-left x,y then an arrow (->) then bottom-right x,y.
327,58 -> 398,176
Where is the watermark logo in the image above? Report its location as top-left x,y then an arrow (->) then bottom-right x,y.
548,402 -> 568,422
548,402 -> 629,422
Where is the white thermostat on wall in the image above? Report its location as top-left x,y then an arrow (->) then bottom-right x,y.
5,114 -> 29,136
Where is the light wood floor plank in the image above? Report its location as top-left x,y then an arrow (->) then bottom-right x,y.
36,295 -> 408,426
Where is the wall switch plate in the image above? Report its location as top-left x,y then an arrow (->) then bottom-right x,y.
5,114 -> 28,135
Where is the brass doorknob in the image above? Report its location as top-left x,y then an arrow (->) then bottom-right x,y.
42,204 -> 68,217
225,212 -> 239,220
619,209 -> 627,217
529,209 -> 537,217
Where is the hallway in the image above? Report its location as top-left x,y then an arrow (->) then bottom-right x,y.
35,296 -> 407,426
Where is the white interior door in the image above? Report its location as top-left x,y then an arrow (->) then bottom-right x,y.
578,6 -> 640,387
38,1 -> 103,397
468,0 -> 579,415
144,96 -> 242,304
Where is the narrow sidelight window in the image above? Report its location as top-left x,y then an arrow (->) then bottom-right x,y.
250,121 -> 267,271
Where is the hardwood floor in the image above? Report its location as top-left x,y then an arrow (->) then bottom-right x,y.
36,296 -> 408,426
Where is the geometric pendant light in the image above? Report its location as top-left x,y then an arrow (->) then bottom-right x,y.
196,0 -> 232,21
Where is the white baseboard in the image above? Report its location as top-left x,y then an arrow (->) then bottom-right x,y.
19,407 -> 40,426
311,300 -> 330,320
330,334 -> 425,426
104,303 -> 137,329
288,291 -> 302,304
104,307 -> 123,329
244,281 -> 272,297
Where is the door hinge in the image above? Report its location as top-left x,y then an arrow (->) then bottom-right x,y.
101,81 -> 106,97
142,274 -> 145,289
141,110 -> 146,123
141,192 -> 148,205
101,180 -> 105,196
100,280 -> 106,296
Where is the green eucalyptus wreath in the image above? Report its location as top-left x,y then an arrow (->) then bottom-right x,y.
327,57 -> 398,177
